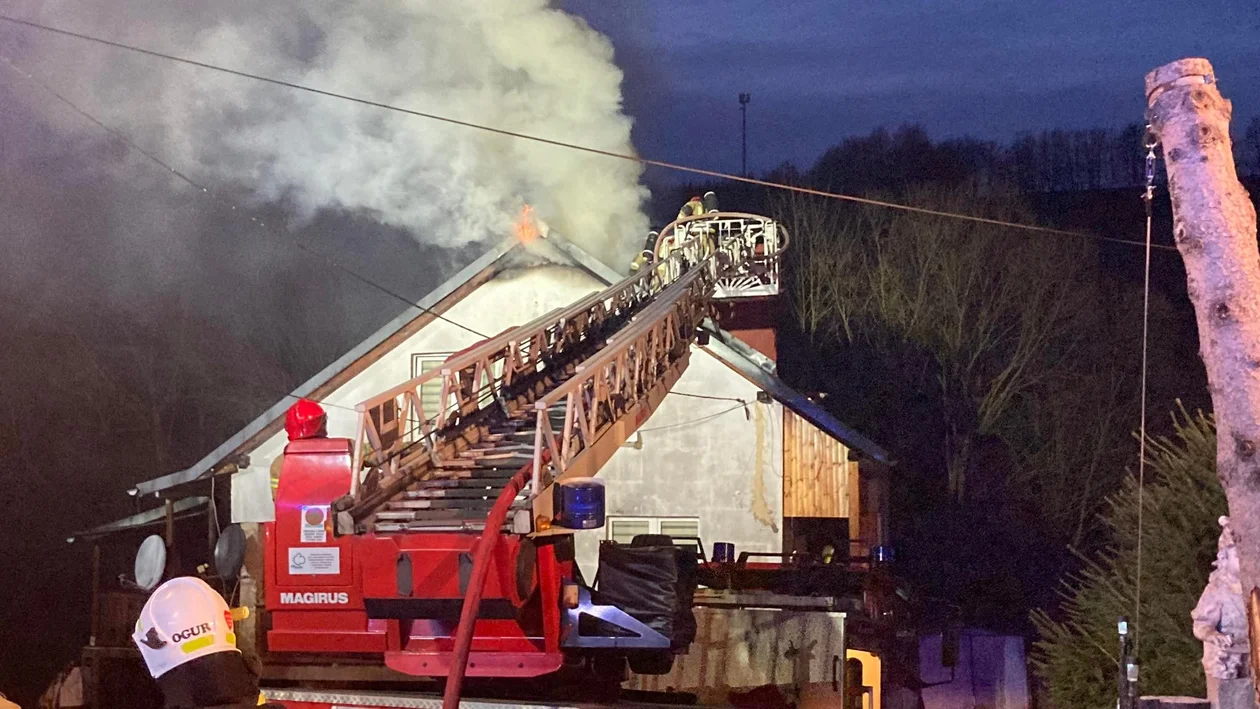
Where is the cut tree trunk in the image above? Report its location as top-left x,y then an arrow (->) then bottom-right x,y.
1145,59 -> 1260,592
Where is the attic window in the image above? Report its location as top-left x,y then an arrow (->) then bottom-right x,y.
411,354 -> 451,417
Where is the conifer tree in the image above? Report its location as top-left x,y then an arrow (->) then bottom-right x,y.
1031,408 -> 1223,707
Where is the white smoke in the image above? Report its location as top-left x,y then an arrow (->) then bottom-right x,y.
10,0 -> 649,266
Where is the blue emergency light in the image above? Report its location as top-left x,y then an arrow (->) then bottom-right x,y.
553,478 -> 606,530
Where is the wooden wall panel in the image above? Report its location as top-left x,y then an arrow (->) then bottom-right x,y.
782,409 -> 855,520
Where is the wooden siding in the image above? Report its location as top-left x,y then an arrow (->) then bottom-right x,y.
782,409 -> 858,532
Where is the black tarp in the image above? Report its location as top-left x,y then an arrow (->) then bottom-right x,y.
596,542 -> 679,640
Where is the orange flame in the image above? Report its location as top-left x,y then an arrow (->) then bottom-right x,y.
514,204 -> 540,245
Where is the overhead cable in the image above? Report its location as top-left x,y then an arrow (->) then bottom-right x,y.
0,13 -> 1177,252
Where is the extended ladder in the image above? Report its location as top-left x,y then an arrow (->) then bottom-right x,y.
332,212 -> 786,535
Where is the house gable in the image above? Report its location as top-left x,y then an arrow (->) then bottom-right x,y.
131,235 -> 617,499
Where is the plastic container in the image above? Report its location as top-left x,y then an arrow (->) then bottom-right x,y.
553,478 -> 606,530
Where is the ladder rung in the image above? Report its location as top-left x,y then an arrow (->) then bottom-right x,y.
407,488 -> 521,499
375,511 -> 417,521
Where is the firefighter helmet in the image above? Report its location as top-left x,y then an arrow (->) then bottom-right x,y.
132,577 -> 239,679
284,398 -> 327,440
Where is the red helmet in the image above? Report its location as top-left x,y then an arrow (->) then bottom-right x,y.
285,399 -> 327,441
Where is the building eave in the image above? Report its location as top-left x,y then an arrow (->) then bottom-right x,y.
700,320 -> 894,466
67,496 -> 209,543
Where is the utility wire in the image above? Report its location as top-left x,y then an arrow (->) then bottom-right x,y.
639,403 -> 747,433
0,51 -> 490,341
669,391 -> 748,404
1133,134 -> 1158,655
0,13 -> 1177,253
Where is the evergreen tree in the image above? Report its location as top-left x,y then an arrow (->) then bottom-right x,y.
1030,408 -> 1223,707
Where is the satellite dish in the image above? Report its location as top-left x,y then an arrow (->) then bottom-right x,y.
135,535 -> 167,591
214,524 -> 247,580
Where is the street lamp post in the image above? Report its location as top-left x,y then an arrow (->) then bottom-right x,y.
738,93 -> 751,176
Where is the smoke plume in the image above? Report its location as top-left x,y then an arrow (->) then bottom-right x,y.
9,0 -> 649,266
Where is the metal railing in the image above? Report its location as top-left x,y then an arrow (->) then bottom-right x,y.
653,212 -> 788,298
530,265 -> 713,493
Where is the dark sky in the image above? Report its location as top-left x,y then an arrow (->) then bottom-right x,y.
567,0 -> 1260,175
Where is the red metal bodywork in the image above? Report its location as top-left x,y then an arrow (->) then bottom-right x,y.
264,438 -> 567,678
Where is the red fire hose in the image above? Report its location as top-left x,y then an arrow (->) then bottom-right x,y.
442,459 -> 538,709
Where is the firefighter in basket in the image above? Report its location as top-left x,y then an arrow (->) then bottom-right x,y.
132,577 -> 284,709
628,230 -> 660,275
677,195 -> 705,219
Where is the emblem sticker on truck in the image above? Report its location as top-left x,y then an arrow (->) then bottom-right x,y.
300,505 -> 329,543
288,546 -> 340,575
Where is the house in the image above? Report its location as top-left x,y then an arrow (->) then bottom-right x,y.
99,225 -> 891,611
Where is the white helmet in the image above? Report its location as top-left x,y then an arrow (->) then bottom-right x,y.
132,577 -> 239,678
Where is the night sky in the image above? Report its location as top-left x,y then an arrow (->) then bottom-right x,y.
566,0 -> 1260,175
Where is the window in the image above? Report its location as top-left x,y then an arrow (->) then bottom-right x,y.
606,516 -> 700,544
412,352 -> 505,416
607,517 -> 651,544
659,518 -> 701,539
411,354 -> 451,417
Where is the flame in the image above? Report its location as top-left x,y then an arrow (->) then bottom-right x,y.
514,204 -> 540,245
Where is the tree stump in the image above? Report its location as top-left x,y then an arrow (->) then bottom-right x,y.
1219,677 -> 1258,709
1145,58 -> 1260,610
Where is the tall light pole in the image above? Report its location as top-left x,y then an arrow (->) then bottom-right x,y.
738,93 -> 751,176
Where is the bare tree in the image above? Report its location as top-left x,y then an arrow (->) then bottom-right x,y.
781,185 -> 1098,499
1146,59 -> 1260,599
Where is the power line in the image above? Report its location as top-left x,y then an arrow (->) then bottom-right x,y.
0,51 -> 490,341
638,403 -> 748,433
0,13 -> 1178,253
669,390 -> 748,404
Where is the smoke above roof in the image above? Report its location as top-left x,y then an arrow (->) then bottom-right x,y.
9,0 -> 649,267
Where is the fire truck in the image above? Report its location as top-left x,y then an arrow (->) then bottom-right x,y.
77,207 -> 924,709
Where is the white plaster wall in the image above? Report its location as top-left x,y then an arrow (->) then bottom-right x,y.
573,356 -> 784,580
232,265 -> 604,522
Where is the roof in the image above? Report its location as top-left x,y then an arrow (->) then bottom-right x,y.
68,496 -> 208,543
132,232 -> 617,499
131,230 -> 890,500
700,322 -> 893,465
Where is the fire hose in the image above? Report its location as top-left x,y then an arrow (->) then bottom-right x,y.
442,452 -> 548,709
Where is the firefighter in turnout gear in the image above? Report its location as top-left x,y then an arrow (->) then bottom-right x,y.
627,230 -> 660,275
133,577 -> 284,709
677,195 -> 705,220
284,398 -> 327,441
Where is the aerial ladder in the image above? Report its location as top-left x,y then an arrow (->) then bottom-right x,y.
261,209 -> 791,707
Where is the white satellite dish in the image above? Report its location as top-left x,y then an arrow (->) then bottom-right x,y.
135,535 -> 167,591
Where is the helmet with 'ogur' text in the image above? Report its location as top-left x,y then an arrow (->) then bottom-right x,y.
132,577 -> 239,678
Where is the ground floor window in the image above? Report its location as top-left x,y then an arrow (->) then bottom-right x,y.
606,516 -> 700,544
